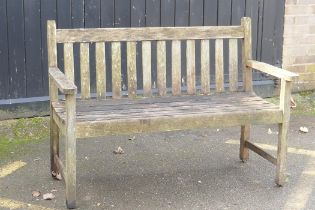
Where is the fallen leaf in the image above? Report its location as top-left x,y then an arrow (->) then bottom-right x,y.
290,97 -> 297,108
113,146 -> 124,154
128,136 -> 136,141
33,157 -> 41,161
32,191 -> 41,198
300,127 -> 309,133
56,173 -> 62,180
52,171 -> 62,180
43,193 -> 55,200
97,203 -> 101,206
268,128 -> 273,135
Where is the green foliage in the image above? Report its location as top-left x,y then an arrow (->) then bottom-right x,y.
266,91 -> 315,116
0,117 -> 49,158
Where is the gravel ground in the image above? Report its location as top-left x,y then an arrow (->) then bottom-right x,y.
0,115 -> 314,210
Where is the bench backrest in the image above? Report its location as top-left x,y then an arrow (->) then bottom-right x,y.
47,17 -> 252,99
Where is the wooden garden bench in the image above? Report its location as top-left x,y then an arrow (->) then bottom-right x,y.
47,17 -> 298,209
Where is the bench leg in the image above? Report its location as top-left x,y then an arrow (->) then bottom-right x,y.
65,94 -> 76,209
240,125 -> 250,161
276,122 -> 288,186
50,116 -> 60,178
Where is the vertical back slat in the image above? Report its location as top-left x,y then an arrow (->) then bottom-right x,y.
201,40 -> 210,94
95,42 -> 106,99
127,41 -> 137,98
157,41 -> 166,96
80,43 -> 90,99
64,43 -> 74,82
229,39 -> 238,91
142,41 -> 152,97
215,39 -> 224,92
186,40 -> 196,95
112,42 -> 122,99
172,40 -> 181,95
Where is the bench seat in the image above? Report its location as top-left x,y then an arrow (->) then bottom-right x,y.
52,92 -> 282,138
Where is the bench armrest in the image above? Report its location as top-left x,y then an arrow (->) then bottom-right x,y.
49,67 -> 77,94
246,60 -> 299,82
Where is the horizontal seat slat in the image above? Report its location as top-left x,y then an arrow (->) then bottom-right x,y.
56,26 -> 244,43
52,92 -> 282,138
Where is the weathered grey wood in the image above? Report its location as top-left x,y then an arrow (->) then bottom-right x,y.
276,79 -> 292,186
47,20 -> 57,67
65,93 -> 76,209
157,41 -> 166,96
241,17 -> 252,92
80,43 -> 90,99
229,39 -> 238,91
127,42 -> 137,98
49,74 -> 59,179
240,125 -> 250,161
240,17 -> 253,165
52,92 -> 283,138
112,42 -> 122,99
48,21 -> 59,180
172,40 -> 181,96
74,110 -> 282,138
54,155 -> 66,182
52,107 -> 66,135
48,17 -> 297,207
95,42 -> 106,99
247,60 -> 298,82
142,41 -> 152,97
245,141 -> 277,165
201,40 -> 210,94
64,43 -> 74,82
49,67 -> 77,94
186,40 -> 196,95
215,39 -> 224,92
56,26 -> 245,43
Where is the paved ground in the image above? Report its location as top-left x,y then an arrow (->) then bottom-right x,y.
0,115 -> 315,210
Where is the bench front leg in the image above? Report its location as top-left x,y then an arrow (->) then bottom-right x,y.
276,79 -> 292,186
65,93 -> 76,208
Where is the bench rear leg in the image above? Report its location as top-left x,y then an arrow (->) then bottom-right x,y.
276,122 -> 288,186
50,117 -> 60,178
240,125 -> 250,161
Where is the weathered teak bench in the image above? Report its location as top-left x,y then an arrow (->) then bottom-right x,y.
48,17 -> 298,208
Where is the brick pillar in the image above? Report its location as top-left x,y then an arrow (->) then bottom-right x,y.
283,0 -> 315,91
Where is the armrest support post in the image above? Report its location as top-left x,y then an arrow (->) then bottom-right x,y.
279,79 -> 292,122
49,76 -> 59,103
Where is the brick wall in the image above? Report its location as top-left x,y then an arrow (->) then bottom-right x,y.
283,0 -> 315,91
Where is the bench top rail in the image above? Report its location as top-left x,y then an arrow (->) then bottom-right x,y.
56,26 -> 244,43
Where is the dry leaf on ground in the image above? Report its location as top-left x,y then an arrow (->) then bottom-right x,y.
32,191 -> 41,198
128,136 -> 136,141
299,127 -> 309,133
290,97 -> 297,108
113,146 -> 124,154
43,193 -> 55,200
